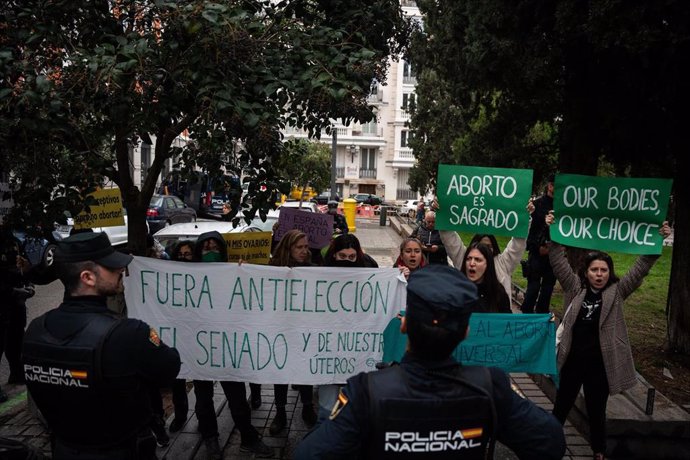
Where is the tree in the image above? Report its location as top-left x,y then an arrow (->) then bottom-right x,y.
0,0 -> 411,253
276,138 -> 331,204
409,0 -> 688,351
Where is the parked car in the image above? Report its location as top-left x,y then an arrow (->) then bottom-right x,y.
397,199 -> 430,218
12,230 -> 55,272
311,193 -> 340,205
153,210 -> 279,254
350,193 -> 383,206
277,200 -> 321,213
55,210 -> 149,247
147,194 -> 197,233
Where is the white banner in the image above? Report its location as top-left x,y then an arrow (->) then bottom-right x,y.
124,257 -> 407,384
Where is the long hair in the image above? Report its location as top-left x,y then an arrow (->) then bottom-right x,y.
394,237 -> 427,270
270,229 -> 309,267
460,242 -> 506,313
324,234 -> 365,267
469,234 -> 501,257
579,251 -> 619,289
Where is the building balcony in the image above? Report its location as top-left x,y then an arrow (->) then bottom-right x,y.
359,168 -> 377,179
397,148 -> 414,159
397,188 -> 417,200
396,110 -> 411,121
403,75 -> 417,85
366,91 -> 384,104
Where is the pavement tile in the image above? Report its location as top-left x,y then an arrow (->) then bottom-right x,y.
567,444 -> 594,456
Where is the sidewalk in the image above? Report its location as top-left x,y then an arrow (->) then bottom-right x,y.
0,218 -> 591,459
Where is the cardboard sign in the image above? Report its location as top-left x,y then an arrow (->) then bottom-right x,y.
223,231 -> 272,265
275,207 -> 333,248
124,257 -> 407,384
436,165 -> 533,238
73,188 -> 125,229
552,174 -> 672,254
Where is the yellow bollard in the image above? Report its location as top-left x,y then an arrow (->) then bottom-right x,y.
343,198 -> 357,233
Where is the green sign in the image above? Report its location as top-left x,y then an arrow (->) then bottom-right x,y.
436,165 -> 533,238
552,174 -> 672,255
382,313 -> 557,375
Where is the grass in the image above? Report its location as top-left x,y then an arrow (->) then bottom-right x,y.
458,232 -> 690,406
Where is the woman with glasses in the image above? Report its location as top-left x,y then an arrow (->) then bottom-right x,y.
171,240 -> 194,262
545,214 -> 671,460
166,241 -> 195,434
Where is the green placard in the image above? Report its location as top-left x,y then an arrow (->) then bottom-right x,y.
436,165 -> 533,238
552,174 -> 672,255
382,313 -> 557,375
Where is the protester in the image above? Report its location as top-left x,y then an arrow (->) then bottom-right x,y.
191,231 -> 272,458
394,237 -> 426,280
294,265 -> 566,459
546,213 -> 671,460
323,234 -> 378,268
22,232 -> 181,459
317,234 -> 377,421
166,240 -> 196,433
327,201 -> 349,235
415,199 -> 425,223
267,229 -> 317,434
145,239 -> 173,447
411,210 -> 447,265
522,175 -> 556,313
460,243 -> 511,313
434,198 -> 534,303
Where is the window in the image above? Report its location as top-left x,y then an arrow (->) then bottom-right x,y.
362,118 -> 378,135
360,148 -> 377,170
403,62 -> 415,78
401,93 -> 415,111
172,196 -> 185,208
401,131 -> 412,148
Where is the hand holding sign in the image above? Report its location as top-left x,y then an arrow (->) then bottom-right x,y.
551,174 -> 672,254
436,165 -> 533,238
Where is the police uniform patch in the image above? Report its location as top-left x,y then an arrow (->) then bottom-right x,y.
329,389 -> 349,420
148,328 -> 161,347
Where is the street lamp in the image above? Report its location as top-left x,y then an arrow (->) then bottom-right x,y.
349,144 -> 357,163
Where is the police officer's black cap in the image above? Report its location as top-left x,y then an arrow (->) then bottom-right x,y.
406,265 -> 478,332
56,232 -> 133,269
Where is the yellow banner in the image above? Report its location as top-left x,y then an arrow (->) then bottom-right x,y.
73,189 -> 125,229
222,231 -> 272,265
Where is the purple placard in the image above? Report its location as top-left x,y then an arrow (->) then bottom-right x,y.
275,207 -> 334,248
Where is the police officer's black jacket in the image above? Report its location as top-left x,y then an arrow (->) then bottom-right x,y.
294,352 -> 565,460
22,296 -> 181,450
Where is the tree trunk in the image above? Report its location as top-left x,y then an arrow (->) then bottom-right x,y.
667,169 -> 690,353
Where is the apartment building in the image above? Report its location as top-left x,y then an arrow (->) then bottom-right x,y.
283,0 -> 422,203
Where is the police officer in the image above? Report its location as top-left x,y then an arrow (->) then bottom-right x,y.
0,224 -> 33,402
295,265 -> 566,459
22,232 -> 181,459
327,201 -> 349,235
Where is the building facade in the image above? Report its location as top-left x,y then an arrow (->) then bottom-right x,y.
283,1 -> 422,203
